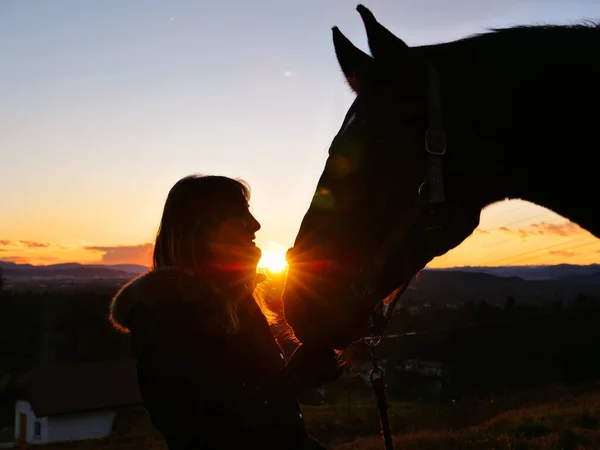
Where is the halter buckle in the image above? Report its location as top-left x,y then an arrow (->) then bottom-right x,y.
362,334 -> 382,347
369,365 -> 384,381
425,224 -> 443,234
425,128 -> 446,155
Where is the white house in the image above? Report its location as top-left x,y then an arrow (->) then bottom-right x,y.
14,359 -> 142,445
398,358 -> 447,378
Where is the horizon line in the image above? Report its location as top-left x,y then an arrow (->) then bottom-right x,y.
1,261 -> 599,269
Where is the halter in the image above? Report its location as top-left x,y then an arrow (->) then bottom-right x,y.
284,60 -> 447,450
355,61 -> 447,450
352,61 -> 447,335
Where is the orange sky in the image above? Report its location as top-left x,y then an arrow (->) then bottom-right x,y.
1,199 -> 599,270
2,2 -> 600,271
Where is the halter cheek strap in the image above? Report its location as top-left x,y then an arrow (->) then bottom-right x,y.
352,61 -> 448,317
356,61 -> 448,450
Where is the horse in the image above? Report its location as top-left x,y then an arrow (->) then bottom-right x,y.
281,4 -> 600,351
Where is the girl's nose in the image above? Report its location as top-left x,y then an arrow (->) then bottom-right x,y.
248,213 -> 261,232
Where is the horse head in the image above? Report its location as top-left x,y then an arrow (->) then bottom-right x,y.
282,5 -> 481,350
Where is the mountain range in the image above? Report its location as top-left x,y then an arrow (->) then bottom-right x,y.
426,264 -> 600,280
1,261 -> 598,305
1,261 -> 598,280
0,261 -> 148,278
405,268 -> 600,307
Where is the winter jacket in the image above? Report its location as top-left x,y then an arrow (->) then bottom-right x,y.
109,267 -> 315,450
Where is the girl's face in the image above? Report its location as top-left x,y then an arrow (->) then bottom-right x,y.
212,203 -> 261,247
207,203 -> 262,270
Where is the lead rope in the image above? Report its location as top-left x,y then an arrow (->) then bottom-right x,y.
363,284 -> 408,450
367,341 -> 393,450
361,60 -> 445,450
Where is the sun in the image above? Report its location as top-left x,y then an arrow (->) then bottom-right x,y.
258,248 -> 288,273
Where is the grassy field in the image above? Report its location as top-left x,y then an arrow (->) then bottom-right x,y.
7,380 -> 600,449
327,388 -> 600,449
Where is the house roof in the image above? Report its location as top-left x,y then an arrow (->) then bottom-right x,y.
404,359 -> 446,368
16,358 -> 142,417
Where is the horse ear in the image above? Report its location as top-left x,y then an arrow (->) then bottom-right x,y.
332,26 -> 374,94
356,4 -> 409,62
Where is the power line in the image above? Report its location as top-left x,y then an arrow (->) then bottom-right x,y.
477,209 -> 555,235
506,239 -> 599,265
486,235 -> 597,266
479,216 -> 565,249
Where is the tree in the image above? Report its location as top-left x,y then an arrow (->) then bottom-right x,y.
475,300 -> 492,319
504,296 -> 516,315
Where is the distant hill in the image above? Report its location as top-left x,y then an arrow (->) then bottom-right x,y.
0,261 -> 149,279
0,261 -> 598,304
407,267 -> 600,307
1,261 -> 597,281
425,263 -> 600,280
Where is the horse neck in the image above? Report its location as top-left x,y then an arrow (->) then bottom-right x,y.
437,42 -> 600,238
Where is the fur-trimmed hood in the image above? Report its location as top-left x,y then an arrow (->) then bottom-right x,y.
109,267 -> 213,333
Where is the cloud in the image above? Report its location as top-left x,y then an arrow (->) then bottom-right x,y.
473,228 -> 490,235
549,250 -> 576,258
84,243 -> 153,266
498,221 -> 583,238
37,256 -> 61,262
283,71 -> 295,77
1,240 -> 51,248
0,255 -> 67,265
0,256 -> 30,264
0,255 -> 59,262
169,17 -> 176,21
19,240 -> 50,248
532,222 -> 582,236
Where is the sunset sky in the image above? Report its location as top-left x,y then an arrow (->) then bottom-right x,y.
2,0 -> 600,270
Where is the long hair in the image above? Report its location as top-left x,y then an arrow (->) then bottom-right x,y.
152,174 -> 277,331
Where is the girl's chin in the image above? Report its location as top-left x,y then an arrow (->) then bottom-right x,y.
209,243 -> 262,264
